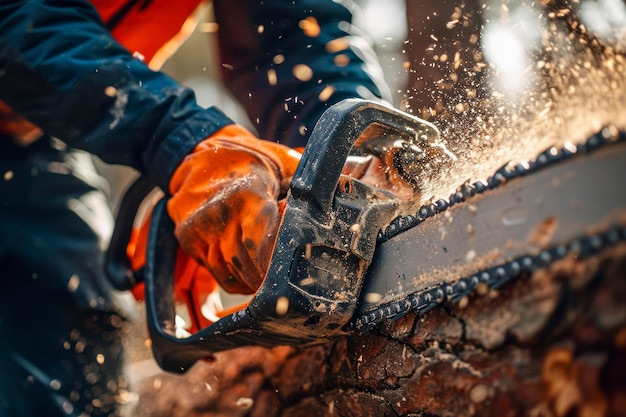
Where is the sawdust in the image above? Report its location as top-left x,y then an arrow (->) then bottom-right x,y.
404,1 -> 626,205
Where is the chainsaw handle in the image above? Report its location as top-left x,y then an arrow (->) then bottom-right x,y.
290,99 -> 437,220
105,175 -> 155,290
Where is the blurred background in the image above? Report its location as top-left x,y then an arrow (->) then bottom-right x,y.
102,0 -> 626,205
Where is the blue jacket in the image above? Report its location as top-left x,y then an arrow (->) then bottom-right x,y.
0,0 -> 389,190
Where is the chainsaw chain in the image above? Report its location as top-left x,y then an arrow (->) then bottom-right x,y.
351,128 -> 626,332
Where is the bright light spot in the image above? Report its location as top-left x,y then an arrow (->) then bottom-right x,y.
355,0 -> 407,43
299,17 -> 321,37
288,149 -> 302,160
236,397 -> 254,409
199,22 -> 219,33
267,68 -> 277,86
67,274 -> 80,293
200,291 -> 224,324
62,401 -> 73,414
364,292 -> 383,303
293,64 -> 313,82
175,314 -> 192,338
325,37 -> 349,53
580,0 -> 626,41
333,54 -> 350,67
318,85 -> 335,102
104,86 -> 118,98
275,296 -> 289,315
482,24 -> 529,97
299,277 -> 314,286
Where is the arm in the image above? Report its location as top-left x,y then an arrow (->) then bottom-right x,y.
0,0 -> 233,189
213,0 -> 392,148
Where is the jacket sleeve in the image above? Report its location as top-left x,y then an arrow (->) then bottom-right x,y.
0,0 -> 234,190
212,0 -> 392,148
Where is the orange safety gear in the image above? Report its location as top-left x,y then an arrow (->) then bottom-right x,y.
166,124 -> 302,294
91,0 -> 204,69
1,0 -> 203,144
127,208 -> 246,332
0,101 -> 43,145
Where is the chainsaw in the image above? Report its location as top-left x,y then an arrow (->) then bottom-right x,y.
106,99 -> 626,373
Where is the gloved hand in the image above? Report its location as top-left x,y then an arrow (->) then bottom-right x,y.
342,154 -> 416,198
167,124 -> 302,294
126,208 -> 245,332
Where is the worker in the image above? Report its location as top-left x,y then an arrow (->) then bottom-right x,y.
0,1 -> 403,416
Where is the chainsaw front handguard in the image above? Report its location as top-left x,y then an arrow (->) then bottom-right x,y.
108,99 -> 439,373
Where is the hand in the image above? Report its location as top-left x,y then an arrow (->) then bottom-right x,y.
342,153 -> 416,198
126,208 -> 244,330
344,133 -> 456,197
167,125 -> 301,294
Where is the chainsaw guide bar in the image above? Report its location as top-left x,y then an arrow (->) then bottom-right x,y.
352,128 -> 626,332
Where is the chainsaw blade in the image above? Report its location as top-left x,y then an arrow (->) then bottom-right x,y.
350,128 -> 626,332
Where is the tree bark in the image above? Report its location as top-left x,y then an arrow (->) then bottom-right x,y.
131,243 -> 626,417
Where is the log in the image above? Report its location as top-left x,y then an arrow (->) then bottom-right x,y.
131,244 -> 626,417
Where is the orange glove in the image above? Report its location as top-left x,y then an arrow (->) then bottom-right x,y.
167,125 -> 301,294
127,207 -> 246,333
